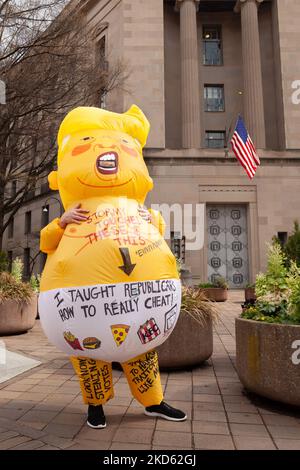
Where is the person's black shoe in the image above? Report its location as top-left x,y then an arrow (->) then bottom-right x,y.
87,404 -> 106,429
144,401 -> 187,421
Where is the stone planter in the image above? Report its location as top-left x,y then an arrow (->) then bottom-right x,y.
0,295 -> 37,336
236,317 -> 300,407
200,287 -> 228,302
245,287 -> 256,303
156,311 -> 213,371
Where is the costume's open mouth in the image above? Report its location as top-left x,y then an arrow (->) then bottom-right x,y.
96,152 -> 118,175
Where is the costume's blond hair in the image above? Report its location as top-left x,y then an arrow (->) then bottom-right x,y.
57,105 -> 150,164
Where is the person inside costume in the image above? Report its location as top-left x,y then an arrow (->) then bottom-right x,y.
39,105 -> 186,429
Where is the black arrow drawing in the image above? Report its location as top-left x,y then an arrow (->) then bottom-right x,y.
118,248 -> 136,276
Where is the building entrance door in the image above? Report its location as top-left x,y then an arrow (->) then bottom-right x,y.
206,205 -> 249,288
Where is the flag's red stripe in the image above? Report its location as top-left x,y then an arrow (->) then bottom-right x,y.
231,142 -> 254,179
236,137 -> 257,177
245,140 -> 258,168
246,139 -> 259,167
235,134 -> 257,173
232,135 -> 256,178
248,137 -> 260,165
231,135 -> 255,179
233,134 -> 256,177
231,135 -> 253,177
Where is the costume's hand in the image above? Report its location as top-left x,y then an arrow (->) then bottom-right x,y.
138,205 -> 152,223
58,203 -> 90,229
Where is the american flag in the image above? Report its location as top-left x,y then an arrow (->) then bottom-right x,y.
230,116 -> 260,179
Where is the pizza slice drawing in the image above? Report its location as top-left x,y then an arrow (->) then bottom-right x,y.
111,324 -> 130,347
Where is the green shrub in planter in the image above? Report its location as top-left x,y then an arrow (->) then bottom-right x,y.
181,286 -> 220,325
157,287 -> 219,370
0,259 -> 37,335
198,276 -> 228,290
0,272 -> 34,304
198,282 -> 214,288
242,243 -> 300,325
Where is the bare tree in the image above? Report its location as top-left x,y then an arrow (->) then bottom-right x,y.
0,0 -> 129,249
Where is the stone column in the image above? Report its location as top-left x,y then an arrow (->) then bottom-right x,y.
176,0 -> 201,148
236,0 -> 266,148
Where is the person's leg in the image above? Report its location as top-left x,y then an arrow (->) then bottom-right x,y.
70,356 -> 114,428
121,350 -> 163,407
121,350 -> 187,421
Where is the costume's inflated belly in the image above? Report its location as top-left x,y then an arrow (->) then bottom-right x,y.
39,198 -> 181,363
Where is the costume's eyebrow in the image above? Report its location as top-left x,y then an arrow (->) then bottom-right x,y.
61,135 -> 70,150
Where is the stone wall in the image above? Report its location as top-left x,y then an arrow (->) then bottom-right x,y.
274,0 -> 300,149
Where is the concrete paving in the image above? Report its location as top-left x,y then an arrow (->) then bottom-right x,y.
0,348 -> 41,384
0,290 -> 299,450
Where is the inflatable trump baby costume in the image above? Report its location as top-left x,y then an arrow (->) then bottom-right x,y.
39,105 -> 186,428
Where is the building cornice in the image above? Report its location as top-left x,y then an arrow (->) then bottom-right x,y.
143,148 -> 300,164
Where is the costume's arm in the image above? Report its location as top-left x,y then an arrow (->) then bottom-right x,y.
148,209 -> 166,237
40,218 -> 65,254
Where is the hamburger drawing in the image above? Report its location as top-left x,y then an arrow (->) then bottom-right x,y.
83,337 -> 101,350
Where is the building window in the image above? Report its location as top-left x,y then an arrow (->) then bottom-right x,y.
205,131 -> 226,149
204,85 -> 225,112
41,206 -> 49,228
24,248 -> 31,279
99,36 -> 107,69
203,26 -> 223,66
7,251 -> 13,272
24,189 -> 35,202
8,217 -> 14,239
277,232 -> 288,247
40,182 -> 50,195
98,35 -> 108,109
25,211 -> 31,235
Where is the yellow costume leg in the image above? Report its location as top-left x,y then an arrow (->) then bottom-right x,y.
70,356 -> 114,406
121,350 -> 163,407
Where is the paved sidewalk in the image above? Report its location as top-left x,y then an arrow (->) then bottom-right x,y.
0,291 -> 300,450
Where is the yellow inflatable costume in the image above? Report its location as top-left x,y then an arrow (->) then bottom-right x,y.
39,105 -> 181,408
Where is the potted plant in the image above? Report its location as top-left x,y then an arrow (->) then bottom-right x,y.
197,276 -> 228,302
0,258 -> 38,336
157,287 -> 219,370
236,243 -> 300,407
244,283 -> 256,303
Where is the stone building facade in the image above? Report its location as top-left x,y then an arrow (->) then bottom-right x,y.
3,0 -> 300,287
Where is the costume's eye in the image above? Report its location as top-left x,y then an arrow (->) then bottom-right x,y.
122,138 -> 130,144
82,137 -> 93,141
